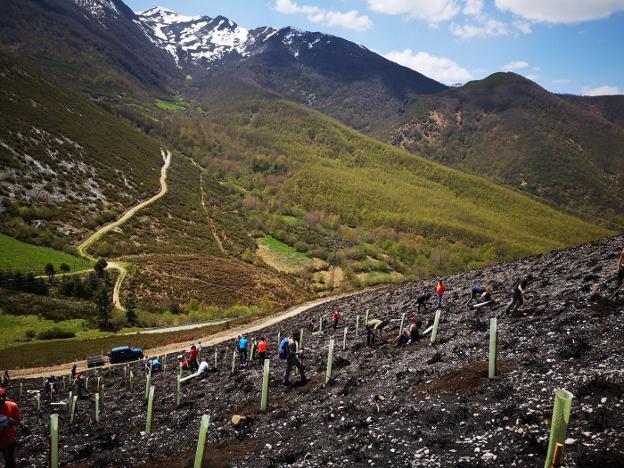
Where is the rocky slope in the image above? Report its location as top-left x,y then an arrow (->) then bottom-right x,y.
9,235 -> 624,466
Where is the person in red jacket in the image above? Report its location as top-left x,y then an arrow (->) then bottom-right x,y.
189,345 -> 199,372
0,387 -> 20,468
435,280 -> 446,309
332,309 -> 341,329
257,337 -> 268,367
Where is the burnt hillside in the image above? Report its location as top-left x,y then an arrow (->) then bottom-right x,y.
9,235 -> 624,467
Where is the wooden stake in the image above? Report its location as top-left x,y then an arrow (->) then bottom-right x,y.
551,443 -> 564,467
193,415 -> 210,468
260,359 -> 270,412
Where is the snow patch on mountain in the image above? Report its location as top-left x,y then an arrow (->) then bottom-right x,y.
137,7 -> 255,65
74,0 -> 120,27
134,7 -> 333,66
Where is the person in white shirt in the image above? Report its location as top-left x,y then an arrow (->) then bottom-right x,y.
198,360 -> 209,378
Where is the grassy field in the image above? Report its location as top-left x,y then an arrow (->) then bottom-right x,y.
0,310 -> 270,369
0,313 -> 118,350
155,97 -> 186,112
257,236 -> 316,272
0,233 -> 93,274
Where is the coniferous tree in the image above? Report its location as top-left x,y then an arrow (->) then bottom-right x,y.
44,263 -> 55,281
125,286 -> 138,325
95,278 -> 113,330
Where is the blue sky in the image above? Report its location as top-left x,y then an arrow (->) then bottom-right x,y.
125,0 -> 624,95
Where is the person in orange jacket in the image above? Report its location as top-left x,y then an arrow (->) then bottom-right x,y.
258,337 -> 268,367
0,387 -> 20,468
435,280 -> 446,309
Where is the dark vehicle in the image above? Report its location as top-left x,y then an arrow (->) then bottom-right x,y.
86,355 -> 105,368
109,345 -> 144,364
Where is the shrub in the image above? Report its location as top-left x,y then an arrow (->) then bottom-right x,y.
36,327 -> 76,340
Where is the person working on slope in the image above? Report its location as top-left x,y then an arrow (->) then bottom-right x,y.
238,335 -> 249,366
395,316 -> 420,347
466,285 -> 485,305
258,337 -> 268,367
197,359 -> 210,379
0,387 -> 20,468
505,276 -> 531,314
435,280 -> 446,309
615,248 -> 624,294
366,318 -> 389,347
473,287 -> 494,309
332,308 -> 341,329
189,345 -> 199,372
416,293 -> 431,313
282,331 -> 307,386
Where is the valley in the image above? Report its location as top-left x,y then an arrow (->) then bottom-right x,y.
0,1 -> 623,465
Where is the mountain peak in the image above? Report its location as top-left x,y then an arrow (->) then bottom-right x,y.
138,6 -> 200,24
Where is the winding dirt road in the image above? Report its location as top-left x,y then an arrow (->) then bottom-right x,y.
77,149 -> 171,309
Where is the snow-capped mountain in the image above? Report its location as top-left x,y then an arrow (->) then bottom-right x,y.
136,6 -> 380,69
136,6 -> 274,65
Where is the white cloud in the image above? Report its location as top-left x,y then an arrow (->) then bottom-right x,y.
553,79 -> 571,84
524,74 -> 540,81
502,60 -> 529,71
495,0 -> 624,23
384,49 -> 472,84
582,85 -> 623,96
368,0 -> 460,23
463,0 -> 484,15
450,16 -> 509,38
512,20 -> 532,33
275,0 -> 372,31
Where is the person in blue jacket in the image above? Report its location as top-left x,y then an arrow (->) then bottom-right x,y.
238,335 -> 249,365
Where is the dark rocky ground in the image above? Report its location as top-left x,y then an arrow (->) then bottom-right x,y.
7,235 -> 624,467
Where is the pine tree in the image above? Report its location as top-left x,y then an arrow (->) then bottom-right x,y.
95,278 -> 113,330
125,286 -> 138,325
44,263 -> 55,281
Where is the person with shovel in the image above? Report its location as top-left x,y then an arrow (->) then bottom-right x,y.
505,276 -> 531,314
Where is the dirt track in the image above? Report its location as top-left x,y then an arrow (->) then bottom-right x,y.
9,288 -> 378,379
76,149 -> 172,309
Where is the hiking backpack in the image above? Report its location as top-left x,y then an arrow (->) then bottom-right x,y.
278,337 -> 290,360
